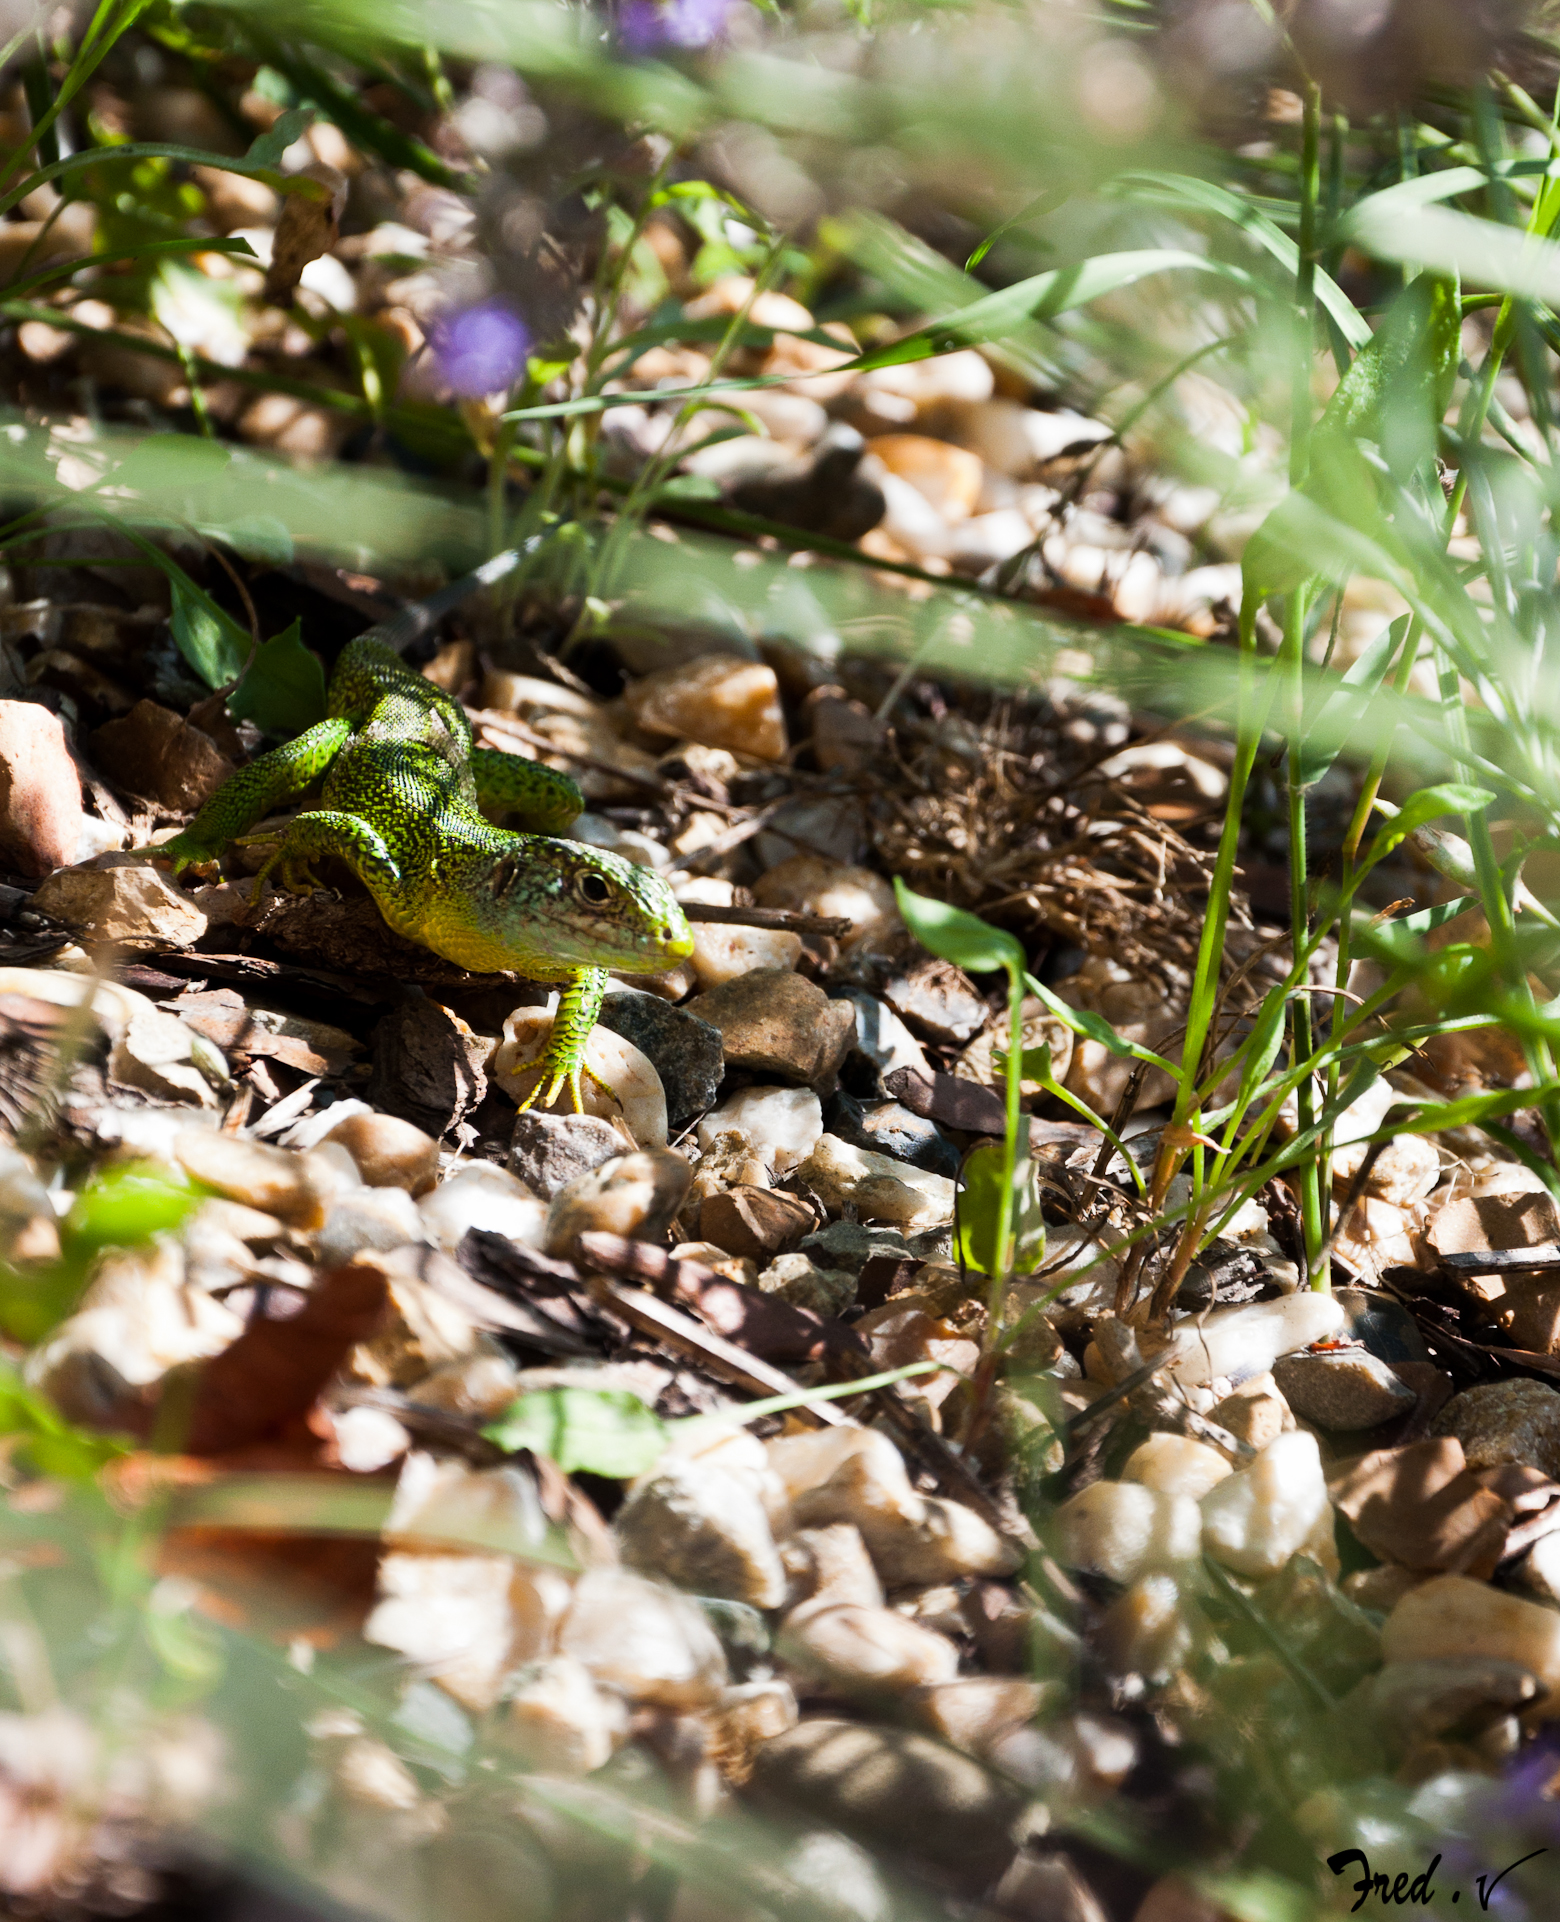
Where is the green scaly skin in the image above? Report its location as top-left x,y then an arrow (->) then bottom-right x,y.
146,637 -> 694,1113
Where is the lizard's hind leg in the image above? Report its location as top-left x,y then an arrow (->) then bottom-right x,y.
254,809 -> 400,900
150,716 -> 354,878
470,748 -> 584,834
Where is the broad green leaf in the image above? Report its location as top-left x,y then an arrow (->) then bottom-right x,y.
1244,277 -> 1457,600
894,878 -> 1025,978
64,1161 -> 204,1253
170,575 -> 250,689
956,1140 -> 1047,1278
1363,895 -> 1479,942
1347,200 -> 1560,309
1024,973 -> 1180,1077
0,1365 -> 128,1479
244,104 -> 316,169
1232,984 -> 1289,1117
1,1162 -> 204,1344
654,472 -> 723,502
1360,783 -> 1496,871
1342,166 -> 1495,227
1242,479 -> 1413,599
852,250 -> 1263,371
1314,274 -> 1461,477
1296,613 -> 1410,789
228,620 -> 328,739
1112,169 -> 1372,349
482,1387 -> 669,1479
146,1596 -> 226,1691
207,515 -> 295,566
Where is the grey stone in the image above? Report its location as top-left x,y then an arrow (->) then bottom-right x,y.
1432,1377 -> 1560,1478
510,1110 -> 626,1200
797,1220 -> 914,1274
993,1851 -> 1110,1922
836,991 -> 928,1089
755,792 -> 870,870
615,1457 -> 787,1609
1512,1532 -> 1560,1605
1364,1657 -> 1539,1748
544,1149 -> 692,1257
749,1719 -> 1025,1881
596,988 -> 724,1127
769,1830 -> 892,1922
826,1090 -> 960,1178
1336,1287 -> 1431,1366
757,1250 -> 857,1317
367,1000 -> 487,1140
729,423 -> 886,543
881,959 -> 989,1047
1271,1346 -> 1416,1430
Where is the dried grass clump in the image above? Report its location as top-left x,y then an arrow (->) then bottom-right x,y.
867,700 -> 1240,1000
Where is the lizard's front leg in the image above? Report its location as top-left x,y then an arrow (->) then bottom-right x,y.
253,809 -> 401,902
515,966 -> 611,1115
147,716 -> 354,878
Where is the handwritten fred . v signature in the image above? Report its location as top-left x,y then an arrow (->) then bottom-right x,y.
1327,1847 -> 1547,1912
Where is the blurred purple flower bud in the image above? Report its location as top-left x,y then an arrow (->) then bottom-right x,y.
619,0 -> 735,54
430,299 -> 530,399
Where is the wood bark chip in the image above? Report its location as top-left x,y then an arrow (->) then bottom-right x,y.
574,1229 -> 867,1364
885,1064 -> 1096,1148
386,1242 -> 596,1355
456,1227 -> 626,1354
585,1274 -> 851,1425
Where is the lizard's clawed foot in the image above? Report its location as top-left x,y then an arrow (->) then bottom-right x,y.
515,1056 -> 610,1117
138,831 -> 222,882
254,850 -> 327,898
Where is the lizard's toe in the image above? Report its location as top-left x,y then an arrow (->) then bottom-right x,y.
516,1067 -> 567,1114
142,833 -> 221,881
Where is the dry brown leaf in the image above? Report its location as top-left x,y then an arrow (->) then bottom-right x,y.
264,164 -> 348,305
179,1256 -> 390,1456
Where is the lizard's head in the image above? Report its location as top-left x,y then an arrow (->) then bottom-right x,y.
486,839 -> 694,974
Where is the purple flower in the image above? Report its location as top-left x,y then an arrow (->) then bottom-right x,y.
429,299 -> 530,400
619,0 -> 735,54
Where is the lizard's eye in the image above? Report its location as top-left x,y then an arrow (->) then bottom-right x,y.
576,872 -> 612,906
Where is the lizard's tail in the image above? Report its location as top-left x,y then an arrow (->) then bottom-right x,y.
368,538 -> 545,657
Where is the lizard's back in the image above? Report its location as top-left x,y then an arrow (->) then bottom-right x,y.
329,637 -> 473,761
323,632 -> 493,832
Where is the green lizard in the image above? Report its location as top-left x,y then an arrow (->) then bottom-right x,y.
145,633 -> 694,1114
